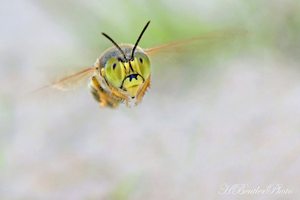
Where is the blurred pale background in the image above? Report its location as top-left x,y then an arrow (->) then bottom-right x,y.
1,0 -> 300,199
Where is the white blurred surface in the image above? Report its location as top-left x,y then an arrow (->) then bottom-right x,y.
0,0 -> 299,199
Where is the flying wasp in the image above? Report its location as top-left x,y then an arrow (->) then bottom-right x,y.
40,21 -> 244,108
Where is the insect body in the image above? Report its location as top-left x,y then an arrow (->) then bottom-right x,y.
89,21 -> 152,107
90,43 -> 151,107
40,21 -> 245,108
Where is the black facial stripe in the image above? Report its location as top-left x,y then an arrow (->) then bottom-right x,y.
120,73 -> 145,89
128,61 -> 134,72
128,74 -> 138,81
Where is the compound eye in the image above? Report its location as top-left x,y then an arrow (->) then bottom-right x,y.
104,58 -> 126,88
136,54 -> 150,80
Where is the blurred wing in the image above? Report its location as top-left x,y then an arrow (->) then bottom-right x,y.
145,29 -> 248,56
34,67 -> 96,92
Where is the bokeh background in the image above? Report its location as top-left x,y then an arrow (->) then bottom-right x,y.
1,0 -> 300,199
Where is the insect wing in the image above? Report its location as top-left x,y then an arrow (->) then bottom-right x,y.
145,29 -> 247,56
34,67 -> 96,93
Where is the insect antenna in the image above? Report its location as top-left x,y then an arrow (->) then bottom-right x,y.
101,32 -> 128,61
131,20 -> 151,60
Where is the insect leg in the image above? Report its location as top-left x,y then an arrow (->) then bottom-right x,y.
89,76 -> 120,108
135,76 -> 151,105
108,86 -> 130,106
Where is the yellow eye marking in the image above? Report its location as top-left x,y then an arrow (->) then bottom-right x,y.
101,68 -> 105,77
132,58 -> 142,75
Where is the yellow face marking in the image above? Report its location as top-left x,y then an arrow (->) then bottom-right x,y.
120,59 -> 145,97
103,53 -> 151,98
